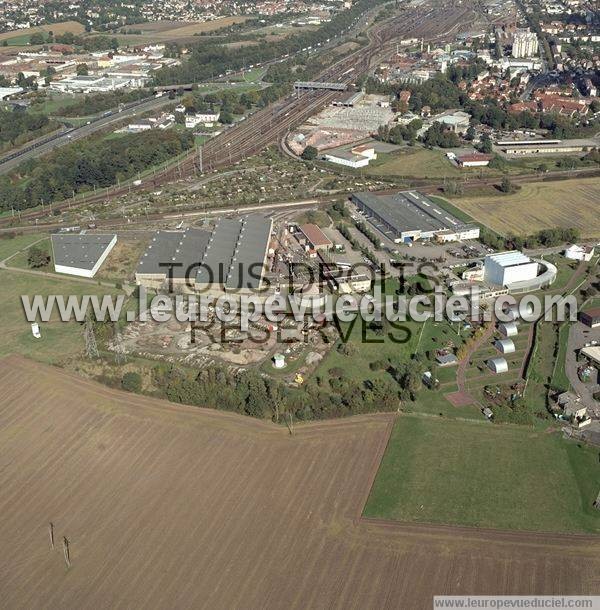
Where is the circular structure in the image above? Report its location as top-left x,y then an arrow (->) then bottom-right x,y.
506,259 -> 557,294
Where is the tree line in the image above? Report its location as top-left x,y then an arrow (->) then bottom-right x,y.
479,226 -> 581,251
152,0 -> 386,86
1,129 -> 193,212
0,107 -> 57,151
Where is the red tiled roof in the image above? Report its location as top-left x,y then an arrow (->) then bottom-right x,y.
299,224 -> 332,248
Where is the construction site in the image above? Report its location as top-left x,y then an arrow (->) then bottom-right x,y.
100,207 -> 375,380
287,93 -> 396,155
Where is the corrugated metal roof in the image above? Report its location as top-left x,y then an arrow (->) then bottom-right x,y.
137,215 -> 272,291
487,251 -> 531,267
351,190 -> 468,234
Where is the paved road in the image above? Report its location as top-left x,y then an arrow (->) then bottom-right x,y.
0,96 -> 174,175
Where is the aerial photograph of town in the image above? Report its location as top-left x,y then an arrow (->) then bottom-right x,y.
0,0 -> 599,607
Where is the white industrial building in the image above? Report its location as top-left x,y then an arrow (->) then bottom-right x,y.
324,145 -> 376,169
50,75 -> 135,93
51,234 -> 117,278
432,110 -> 471,134
488,357 -> 509,374
495,338 -> 516,354
483,251 -> 539,288
351,190 -> 480,243
564,244 -> 595,262
185,112 -> 221,128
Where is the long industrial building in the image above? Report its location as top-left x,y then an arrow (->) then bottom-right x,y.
136,215 -> 272,293
350,190 -> 480,243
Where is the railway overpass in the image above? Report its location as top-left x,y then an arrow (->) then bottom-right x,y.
293,81 -> 348,92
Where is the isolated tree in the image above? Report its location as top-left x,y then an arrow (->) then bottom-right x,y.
76,63 -> 89,76
122,372 -> 142,393
27,246 -> 50,268
499,176 -> 514,194
301,145 -> 318,161
29,32 -> 46,46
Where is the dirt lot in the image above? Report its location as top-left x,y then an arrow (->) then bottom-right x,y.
95,234 -> 147,283
451,177 -> 600,237
1,355 -> 599,608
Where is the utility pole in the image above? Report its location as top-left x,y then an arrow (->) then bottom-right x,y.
62,537 -> 71,568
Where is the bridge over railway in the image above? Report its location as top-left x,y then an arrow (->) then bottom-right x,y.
293,81 -> 348,92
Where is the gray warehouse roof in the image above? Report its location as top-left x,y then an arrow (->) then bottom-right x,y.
351,191 -> 469,235
137,215 -> 272,290
51,234 -> 116,271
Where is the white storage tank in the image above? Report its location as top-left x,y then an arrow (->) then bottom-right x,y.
273,353 -> 286,369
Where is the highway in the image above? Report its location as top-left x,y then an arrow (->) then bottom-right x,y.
0,95 -> 174,175
0,0 -> 476,226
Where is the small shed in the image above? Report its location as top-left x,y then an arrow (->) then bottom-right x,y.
495,338 -> 515,354
487,357 -> 508,374
436,353 -> 458,367
498,321 -> 518,338
273,354 -> 286,369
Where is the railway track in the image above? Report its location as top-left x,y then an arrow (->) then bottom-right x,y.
0,2 -> 474,228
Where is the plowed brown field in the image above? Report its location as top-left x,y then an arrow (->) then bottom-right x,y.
1,355 -> 599,608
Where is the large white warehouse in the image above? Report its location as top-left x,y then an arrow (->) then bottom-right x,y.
483,251 -> 539,288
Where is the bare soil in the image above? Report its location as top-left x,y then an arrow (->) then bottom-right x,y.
1,355 -> 599,608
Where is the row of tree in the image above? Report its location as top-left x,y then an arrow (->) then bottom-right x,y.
0,107 -> 56,148
479,226 -> 581,251
152,0 -> 385,86
1,129 -> 194,212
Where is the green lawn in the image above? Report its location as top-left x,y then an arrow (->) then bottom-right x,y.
368,148 -> 463,179
365,415 -> 600,533
316,316 -> 419,385
0,233 -> 47,262
0,270 -> 124,363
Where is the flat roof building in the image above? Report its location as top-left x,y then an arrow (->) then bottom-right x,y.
136,215 -> 272,293
324,149 -> 371,169
51,233 -> 117,278
298,224 -> 332,252
350,190 -> 479,243
579,308 -> 600,329
483,251 -> 539,288
581,345 -> 600,366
